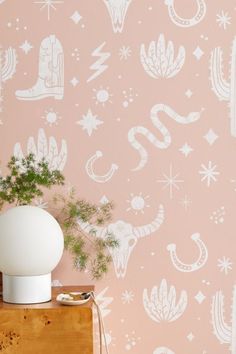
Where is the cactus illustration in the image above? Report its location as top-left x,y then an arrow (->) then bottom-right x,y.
0,47 -> 17,112
211,285 -> 236,353
140,34 -> 185,79
209,36 -> 236,137
143,279 -> 187,323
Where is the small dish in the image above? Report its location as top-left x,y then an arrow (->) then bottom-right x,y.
56,292 -> 91,306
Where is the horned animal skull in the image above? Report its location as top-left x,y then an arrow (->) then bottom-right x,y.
103,0 -> 132,33
79,204 -> 164,278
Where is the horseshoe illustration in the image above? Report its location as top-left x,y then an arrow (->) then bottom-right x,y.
167,233 -> 208,272
164,0 -> 206,27
85,150 -> 118,183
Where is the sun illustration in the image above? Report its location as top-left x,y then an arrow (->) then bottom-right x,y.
126,193 -> 150,215
42,108 -> 62,126
93,86 -> 113,107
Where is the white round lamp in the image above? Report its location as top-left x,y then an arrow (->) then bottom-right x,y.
0,206 -> 64,304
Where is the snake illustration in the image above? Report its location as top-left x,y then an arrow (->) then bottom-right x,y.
164,0 -> 206,27
167,233 -> 208,272
128,104 -> 201,171
85,150 -> 118,183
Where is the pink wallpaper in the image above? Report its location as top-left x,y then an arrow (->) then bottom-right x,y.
1,0 -> 236,353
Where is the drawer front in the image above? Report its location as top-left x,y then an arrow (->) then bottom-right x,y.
0,307 -> 93,354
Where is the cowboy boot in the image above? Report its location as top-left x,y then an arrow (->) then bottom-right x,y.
15,35 -> 64,100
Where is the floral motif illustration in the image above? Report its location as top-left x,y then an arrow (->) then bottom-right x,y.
14,128 -> 67,171
140,34 -> 185,79
143,279 -> 188,323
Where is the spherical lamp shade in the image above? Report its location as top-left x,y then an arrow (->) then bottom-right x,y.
0,206 -> 64,304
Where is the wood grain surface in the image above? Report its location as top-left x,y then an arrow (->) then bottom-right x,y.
0,286 -> 94,354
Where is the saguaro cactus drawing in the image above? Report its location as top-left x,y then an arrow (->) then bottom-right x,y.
0,47 -> 17,112
211,285 -> 236,353
209,36 -> 236,137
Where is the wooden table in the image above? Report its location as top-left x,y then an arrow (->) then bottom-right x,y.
0,286 -> 94,354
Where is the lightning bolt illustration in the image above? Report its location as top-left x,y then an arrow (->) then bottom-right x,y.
87,42 -> 111,83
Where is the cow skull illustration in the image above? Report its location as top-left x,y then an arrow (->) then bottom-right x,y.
79,204 -> 164,278
103,0 -> 132,33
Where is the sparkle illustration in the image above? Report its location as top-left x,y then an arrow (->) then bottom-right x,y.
199,161 -> 219,187
121,290 -> 134,304
122,88 -> 138,108
217,256 -> 233,275
77,109 -> 103,136
34,198 -> 48,209
19,40 -> 33,54
34,0 -> 64,21
216,10 -> 231,30
180,195 -> 192,211
157,164 -> 184,199
193,46 -> 204,60
71,48 -> 80,61
93,87 -> 113,106
125,331 -> 141,351
230,178 -> 236,191
204,129 -> 218,145
119,46 -> 131,60
179,143 -> 193,157
42,108 -> 61,126
210,206 -> 225,224
126,193 -> 150,214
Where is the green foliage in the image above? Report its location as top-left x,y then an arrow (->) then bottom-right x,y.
0,154 -> 119,280
0,154 -> 64,208
53,190 -> 119,280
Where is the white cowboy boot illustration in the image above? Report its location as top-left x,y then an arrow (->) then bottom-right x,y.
16,35 -> 64,100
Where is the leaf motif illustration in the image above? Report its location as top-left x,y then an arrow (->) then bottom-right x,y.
13,129 -> 67,171
167,46 -> 185,78
27,137 -> 37,157
169,290 -> 187,322
140,44 -> 158,79
143,288 -> 161,323
56,139 -> 67,171
157,34 -> 167,76
38,128 -> 48,160
140,34 -> 185,79
14,143 -> 24,161
143,279 -> 187,323
48,136 -> 59,170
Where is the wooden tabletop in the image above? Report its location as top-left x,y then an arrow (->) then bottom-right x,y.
0,285 -> 95,309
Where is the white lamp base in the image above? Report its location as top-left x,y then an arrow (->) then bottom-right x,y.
3,273 -> 51,304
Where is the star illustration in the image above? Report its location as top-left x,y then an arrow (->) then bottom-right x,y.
179,143 -> 193,157
157,164 -> 184,199
34,0 -> 64,20
121,290 -> 134,304
77,109 -> 103,136
199,161 -> 219,187
216,11 -> 231,30
19,40 -> 33,54
217,256 -> 233,275
119,46 -> 131,60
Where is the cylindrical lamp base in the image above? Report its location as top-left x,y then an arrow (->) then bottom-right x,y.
3,273 -> 51,304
